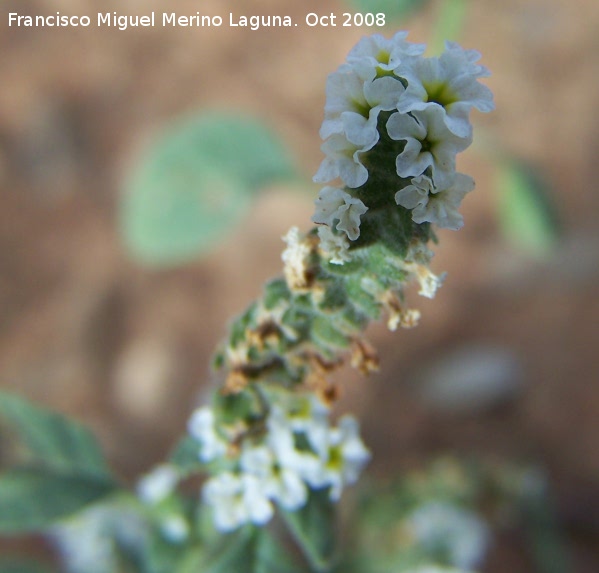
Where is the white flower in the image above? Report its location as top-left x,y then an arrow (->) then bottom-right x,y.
306,415 -> 371,501
266,406 -> 324,487
317,226 -> 351,265
313,133 -> 376,188
396,173 -> 475,231
137,464 -> 179,504
346,31 -> 426,81
286,394 -> 330,444
187,407 -> 228,463
396,42 -> 494,138
320,65 -> 405,145
408,501 -> 490,570
395,174 -> 435,214
203,472 -> 274,532
240,444 -> 308,511
387,107 -> 471,189
312,186 -> 368,241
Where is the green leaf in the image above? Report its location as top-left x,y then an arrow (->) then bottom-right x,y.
0,391 -> 110,477
496,160 -> 559,258
168,437 -> 202,476
281,489 -> 337,573
201,527 -> 302,573
120,112 -> 297,266
0,467 -> 116,534
429,0 -> 468,55
263,279 -> 291,310
345,0 -> 429,21
0,558 -> 55,573
312,316 -> 350,351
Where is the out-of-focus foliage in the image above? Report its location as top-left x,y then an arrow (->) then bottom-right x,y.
496,159 -> 559,258
120,113 -> 297,267
345,0 -> 430,21
280,489 -> 337,573
429,0 -> 467,54
0,392 -> 117,534
196,526 -> 304,573
0,558 -> 55,573
343,459 -> 569,573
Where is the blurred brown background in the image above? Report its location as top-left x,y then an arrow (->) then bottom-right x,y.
1,0 -> 599,570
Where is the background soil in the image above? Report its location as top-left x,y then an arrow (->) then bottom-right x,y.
1,0 -> 599,570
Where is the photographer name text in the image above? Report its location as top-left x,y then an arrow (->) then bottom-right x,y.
7,11 -> 386,31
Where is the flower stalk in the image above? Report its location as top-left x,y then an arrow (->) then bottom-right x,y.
181,31 -> 494,534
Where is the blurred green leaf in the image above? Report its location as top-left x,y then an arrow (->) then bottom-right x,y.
200,526 -> 302,573
496,160 -> 559,258
169,437 -> 202,476
0,467 -> 116,535
518,483 -> 571,573
281,489 -> 337,572
346,0 -> 430,21
121,113 -> 297,267
430,0 -> 468,55
0,391 -> 110,477
0,558 -> 55,573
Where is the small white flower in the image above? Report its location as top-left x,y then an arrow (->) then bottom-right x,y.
346,31 -> 426,81
286,395 -> 330,445
307,415 -> 371,501
317,226 -> 351,265
312,186 -> 368,241
313,187 -> 350,227
320,65 -> 405,145
203,472 -> 274,532
313,133 -> 376,189
395,174 -> 435,213
266,406 -> 324,486
396,42 -> 494,138
187,407 -> 228,463
408,501 -> 490,570
137,464 -> 179,504
240,443 -> 308,512
397,173 -> 475,231
387,107 -> 471,189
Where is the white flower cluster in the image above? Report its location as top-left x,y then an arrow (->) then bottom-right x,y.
312,32 -> 494,256
188,397 -> 370,532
